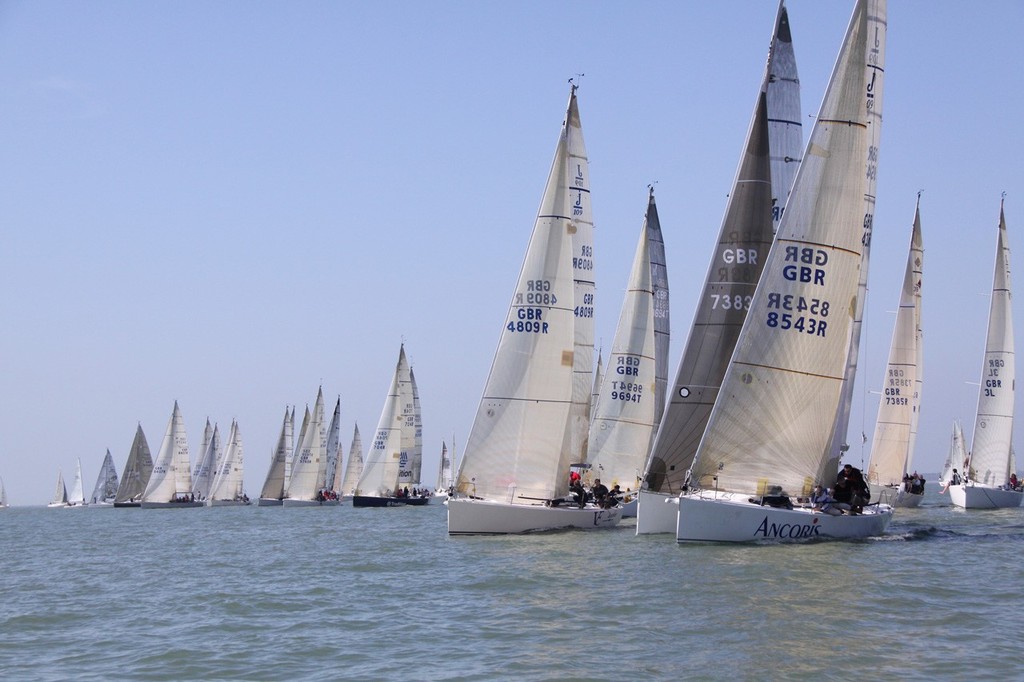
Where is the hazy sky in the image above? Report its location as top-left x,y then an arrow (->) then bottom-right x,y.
1,1 -> 1021,504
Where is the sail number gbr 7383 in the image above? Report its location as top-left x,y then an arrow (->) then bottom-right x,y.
765,246 -> 831,337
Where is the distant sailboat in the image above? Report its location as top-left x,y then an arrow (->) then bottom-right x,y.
409,366 -> 424,488
339,424 -> 363,500
67,458 -> 87,507
0,477 -> 7,509
447,84 -> 621,534
586,187 -> 666,515
949,200 -> 1021,509
435,440 -> 454,497
207,420 -> 250,506
675,0 -> 893,542
89,449 -> 119,506
866,198 -> 925,507
258,407 -> 293,506
48,470 -> 69,508
354,345 -> 429,507
283,388 -> 338,506
939,420 -> 967,493
637,0 -> 803,534
324,397 -> 343,499
141,401 -> 202,508
192,422 -> 221,502
114,424 -> 154,507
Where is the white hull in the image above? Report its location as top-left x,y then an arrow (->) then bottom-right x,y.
47,502 -> 69,508
676,491 -> 892,543
948,484 -> 1023,509
206,499 -> 251,507
257,498 -> 283,507
140,501 -> 203,509
448,498 -> 621,535
619,498 -> 637,518
282,498 -> 340,507
895,491 -> 924,508
872,485 -> 924,508
635,490 -> 680,535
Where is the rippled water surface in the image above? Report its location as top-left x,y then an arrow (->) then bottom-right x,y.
1,490 -> 1021,680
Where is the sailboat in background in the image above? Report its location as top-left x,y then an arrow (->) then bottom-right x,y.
676,0 -> 892,542
257,407 -> 293,506
89,449 -> 119,506
324,397 -> 343,499
637,0 -> 803,535
0,478 -> 6,509
339,424 -> 363,501
114,424 -> 154,507
354,345 -> 429,507
67,458 -> 87,507
47,471 -> 69,508
192,422 -> 220,502
586,187 -> 667,515
939,420 -> 967,492
284,388 -> 338,506
141,402 -> 202,508
410,366 -> 425,489
866,198 -> 925,507
949,200 -> 1021,509
435,440 -> 454,498
448,84 -> 621,534
207,420 -> 250,506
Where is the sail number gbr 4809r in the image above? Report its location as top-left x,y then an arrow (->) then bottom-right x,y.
509,279 -> 554,333
765,246 -> 831,337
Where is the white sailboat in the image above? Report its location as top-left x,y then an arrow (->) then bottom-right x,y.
866,198 -> 924,507
939,420 -> 968,493
141,401 -> 202,508
339,423 -> 363,501
67,458 -> 87,507
191,422 -> 220,502
0,477 -> 7,509
949,200 -> 1021,509
586,188 -> 666,517
354,345 -> 429,507
114,424 -> 154,507
676,0 -> 893,542
637,0 -> 803,535
47,470 -> 69,508
258,406 -> 293,506
283,388 -> 337,506
324,397 -> 343,499
207,420 -> 250,506
448,84 -> 621,534
410,366 -> 424,488
435,440 -> 454,497
89,449 -> 119,506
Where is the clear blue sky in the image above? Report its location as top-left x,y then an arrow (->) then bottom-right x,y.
1,1 -> 1021,504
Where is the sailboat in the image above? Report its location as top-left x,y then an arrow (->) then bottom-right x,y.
66,458 -> 88,507
354,345 -> 429,507
47,470 -> 69,508
447,84 -> 621,534
409,366 -> 425,489
637,0 -> 803,535
258,407 -> 293,506
435,440 -> 454,498
939,420 -> 967,492
89,449 -> 119,506
866,198 -> 925,507
586,187 -> 667,517
141,401 -> 202,508
339,424 -> 363,501
191,422 -> 220,502
949,200 -> 1021,509
114,424 -> 154,507
0,477 -> 7,509
675,0 -> 893,542
324,397 -> 343,500
207,420 -> 250,506
283,388 -> 338,506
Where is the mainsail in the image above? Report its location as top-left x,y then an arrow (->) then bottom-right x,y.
324,397 -> 342,494
89,449 -> 119,504
114,424 -> 153,504
209,419 -> 246,502
340,424 -> 363,496
285,389 -> 326,502
259,406 -> 293,501
142,401 -> 193,503
357,358 -> 405,497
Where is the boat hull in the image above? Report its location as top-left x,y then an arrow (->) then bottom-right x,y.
140,501 -> 203,509
207,499 -> 251,507
619,498 -> 638,518
113,501 -> 141,508
676,491 -> 892,543
282,498 -> 341,507
352,495 -> 430,507
872,485 -> 924,508
447,498 -> 622,535
256,498 -> 283,507
635,490 -> 679,534
948,484 -> 1023,509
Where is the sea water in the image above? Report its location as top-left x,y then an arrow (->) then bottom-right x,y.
0,487 -> 1021,681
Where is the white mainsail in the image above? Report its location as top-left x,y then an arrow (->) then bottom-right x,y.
192,422 -> 221,501
285,389 -> 326,502
357,359 -> 405,497
259,406 -> 293,502
940,419 -> 967,485
867,200 -> 924,489
67,458 -> 87,506
968,201 -> 1015,487
589,350 -> 603,425
642,2 -> 802,499
396,346 -> 416,491
436,440 -> 453,492
141,401 -> 194,504
688,0 -> 885,501
324,397 -> 342,494
0,478 -> 6,508
208,419 -> 246,504
340,423 -> 363,497
114,424 -> 153,505
89,449 -> 119,505
586,189 -> 661,492
410,365 -> 424,486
